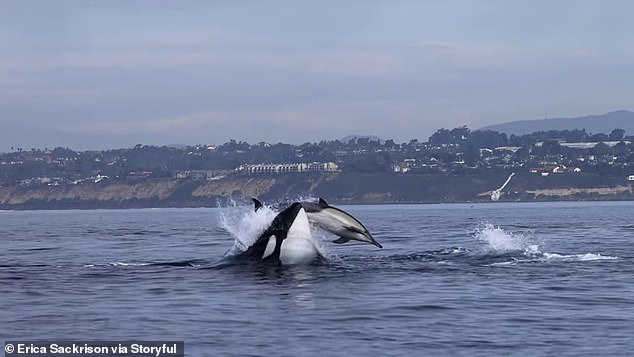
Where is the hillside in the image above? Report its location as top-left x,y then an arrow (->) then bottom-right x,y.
479,110 -> 634,135
1,173 -> 631,210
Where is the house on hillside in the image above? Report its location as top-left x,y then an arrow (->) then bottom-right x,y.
529,165 -> 581,174
553,166 -> 582,174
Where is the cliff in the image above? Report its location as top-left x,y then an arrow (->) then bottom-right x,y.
0,172 -> 632,210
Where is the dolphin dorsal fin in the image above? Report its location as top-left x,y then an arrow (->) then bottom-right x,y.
252,198 -> 263,212
318,198 -> 329,207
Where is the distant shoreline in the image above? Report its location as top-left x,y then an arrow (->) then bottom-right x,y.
1,172 -> 632,210
2,198 -> 634,212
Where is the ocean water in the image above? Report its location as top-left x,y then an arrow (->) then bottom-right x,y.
1,201 -> 633,356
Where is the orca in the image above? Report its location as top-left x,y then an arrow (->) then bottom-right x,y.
237,202 -> 319,265
252,198 -> 382,249
252,197 -> 263,212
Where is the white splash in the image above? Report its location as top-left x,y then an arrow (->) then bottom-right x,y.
108,262 -> 150,267
474,223 -> 620,263
542,252 -> 619,262
474,223 -> 534,253
219,205 -> 277,252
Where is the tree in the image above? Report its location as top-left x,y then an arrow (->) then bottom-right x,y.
590,133 -> 608,142
533,140 -> 562,156
609,128 -> 625,141
428,126 -> 471,145
467,130 -> 507,148
591,142 -> 610,156
463,144 -> 481,166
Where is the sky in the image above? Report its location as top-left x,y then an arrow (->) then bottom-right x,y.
1,0 -> 633,150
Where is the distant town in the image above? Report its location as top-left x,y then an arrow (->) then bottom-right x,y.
1,126 -> 633,189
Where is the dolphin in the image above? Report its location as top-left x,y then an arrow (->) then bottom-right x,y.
301,198 -> 382,248
252,198 -> 382,249
237,202 -> 319,265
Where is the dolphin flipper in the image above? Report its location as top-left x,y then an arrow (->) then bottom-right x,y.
332,237 -> 350,244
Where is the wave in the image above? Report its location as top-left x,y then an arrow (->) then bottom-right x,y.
473,223 -> 619,265
6,215 -> 620,273
93,221 -> 619,270
107,262 -> 151,267
541,252 -> 619,262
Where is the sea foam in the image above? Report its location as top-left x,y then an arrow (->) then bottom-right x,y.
473,223 -> 619,263
474,223 -> 534,253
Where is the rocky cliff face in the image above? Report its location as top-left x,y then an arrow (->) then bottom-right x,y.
192,178 -> 277,198
525,186 -> 632,198
0,173 -> 632,209
0,180 -> 182,205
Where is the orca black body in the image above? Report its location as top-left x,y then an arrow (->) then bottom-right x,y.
237,202 -> 319,265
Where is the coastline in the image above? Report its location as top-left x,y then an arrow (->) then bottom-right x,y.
1,172 -> 632,210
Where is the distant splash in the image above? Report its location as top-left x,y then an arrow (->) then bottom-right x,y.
473,223 -> 619,265
474,223 -> 533,253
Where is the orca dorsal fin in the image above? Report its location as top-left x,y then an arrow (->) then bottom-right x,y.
318,198 -> 329,207
252,198 -> 263,212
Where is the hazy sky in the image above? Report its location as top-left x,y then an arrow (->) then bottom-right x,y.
1,0 -> 633,150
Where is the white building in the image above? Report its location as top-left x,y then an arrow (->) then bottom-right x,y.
237,162 -> 339,175
174,170 -> 227,180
